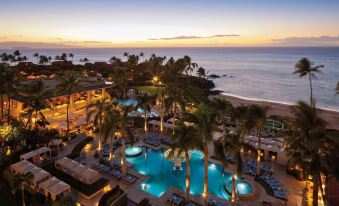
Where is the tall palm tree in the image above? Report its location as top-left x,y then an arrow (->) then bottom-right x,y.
10,172 -> 33,206
86,99 -> 112,151
21,80 -> 49,130
170,121 -> 202,200
136,93 -> 157,132
101,108 -> 120,161
246,105 -> 269,176
0,64 -> 8,119
4,68 -> 17,123
190,104 -> 217,206
33,53 -> 39,64
284,102 -> 339,206
294,58 -> 323,106
116,105 -> 135,175
111,67 -> 128,98
69,53 -> 74,63
157,88 -> 171,132
56,71 -> 83,139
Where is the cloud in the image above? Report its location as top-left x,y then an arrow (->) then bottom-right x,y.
149,34 -> 240,41
271,35 -> 339,46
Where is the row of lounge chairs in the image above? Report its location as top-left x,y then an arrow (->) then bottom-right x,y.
207,199 -> 228,206
258,173 -> 287,200
166,193 -> 227,206
242,160 -> 273,177
144,132 -> 161,146
92,162 -> 137,185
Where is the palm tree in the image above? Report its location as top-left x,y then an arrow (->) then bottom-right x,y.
33,53 -> 39,63
4,68 -> 17,122
86,99 -> 112,152
22,56 -> 27,62
246,105 -> 269,176
0,53 -> 9,64
10,172 -> 33,206
116,105 -> 135,175
136,93 -> 157,132
294,58 -> 323,106
56,71 -> 83,139
21,80 -> 49,130
170,121 -> 202,199
111,67 -> 128,98
101,107 -> 120,161
69,53 -> 74,63
0,64 -> 8,119
190,104 -> 217,206
157,89 -> 171,132
284,102 -> 339,206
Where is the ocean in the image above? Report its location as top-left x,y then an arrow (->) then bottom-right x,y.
1,47 -> 339,111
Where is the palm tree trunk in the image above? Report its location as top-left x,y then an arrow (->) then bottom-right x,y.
24,112 -> 33,130
34,110 -> 38,128
232,148 -> 237,205
7,92 -> 11,123
144,110 -> 148,132
203,142 -> 209,206
309,73 -> 313,106
313,173 -> 319,206
21,186 -> 25,206
121,134 -> 127,175
172,102 -> 176,134
66,95 -> 70,140
99,111 -> 103,151
0,93 -> 4,119
257,127 -> 262,176
185,151 -> 191,200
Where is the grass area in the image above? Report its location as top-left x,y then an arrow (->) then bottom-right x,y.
132,86 -> 163,95
43,163 -> 109,197
67,136 -> 93,159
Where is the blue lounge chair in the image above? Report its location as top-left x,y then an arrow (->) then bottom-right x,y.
167,194 -> 176,204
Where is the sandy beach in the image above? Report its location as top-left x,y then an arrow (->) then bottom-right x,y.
213,94 -> 339,130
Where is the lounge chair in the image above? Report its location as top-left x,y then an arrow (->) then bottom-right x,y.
167,194 -> 176,204
172,196 -> 184,206
207,198 -> 216,206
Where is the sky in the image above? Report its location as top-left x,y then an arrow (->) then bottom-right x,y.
1,0 -> 339,48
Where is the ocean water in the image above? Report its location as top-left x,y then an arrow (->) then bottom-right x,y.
1,47 -> 339,110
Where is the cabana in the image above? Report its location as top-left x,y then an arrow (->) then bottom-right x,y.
81,169 -> 100,184
39,178 -> 71,201
55,157 -> 72,171
62,159 -> 80,175
20,147 -> 51,164
30,169 -> 51,189
10,160 -> 32,175
72,164 -> 87,179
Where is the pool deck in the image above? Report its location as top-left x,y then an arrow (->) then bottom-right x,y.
69,132 -> 305,206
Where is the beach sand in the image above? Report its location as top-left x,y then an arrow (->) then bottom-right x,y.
213,94 -> 339,130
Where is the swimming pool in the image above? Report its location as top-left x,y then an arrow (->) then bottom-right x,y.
126,147 -> 253,200
118,99 -> 158,117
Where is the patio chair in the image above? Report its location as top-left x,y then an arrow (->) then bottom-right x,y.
167,194 -> 176,204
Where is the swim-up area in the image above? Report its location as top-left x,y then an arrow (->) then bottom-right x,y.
126,147 -> 254,200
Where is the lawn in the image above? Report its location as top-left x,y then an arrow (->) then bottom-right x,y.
132,86 -> 163,95
43,163 -> 109,197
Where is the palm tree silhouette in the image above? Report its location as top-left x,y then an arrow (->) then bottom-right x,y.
294,58 -> 323,107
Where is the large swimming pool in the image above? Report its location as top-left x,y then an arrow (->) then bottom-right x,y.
126,147 -> 253,200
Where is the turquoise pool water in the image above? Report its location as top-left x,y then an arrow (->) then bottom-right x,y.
118,99 -> 158,117
126,147 -> 253,200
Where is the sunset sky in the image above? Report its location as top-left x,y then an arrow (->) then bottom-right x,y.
1,0 -> 339,48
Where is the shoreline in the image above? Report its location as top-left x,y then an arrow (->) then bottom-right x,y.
213,94 -> 339,130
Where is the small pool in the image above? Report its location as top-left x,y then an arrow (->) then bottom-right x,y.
126,147 -> 254,200
118,98 -> 137,106
125,146 -> 143,157
224,180 -> 254,195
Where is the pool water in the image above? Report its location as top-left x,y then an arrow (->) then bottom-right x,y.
126,147 -> 253,200
224,180 -> 253,195
118,99 -> 158,117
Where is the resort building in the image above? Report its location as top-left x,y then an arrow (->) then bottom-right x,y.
8,76 -> 113,129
